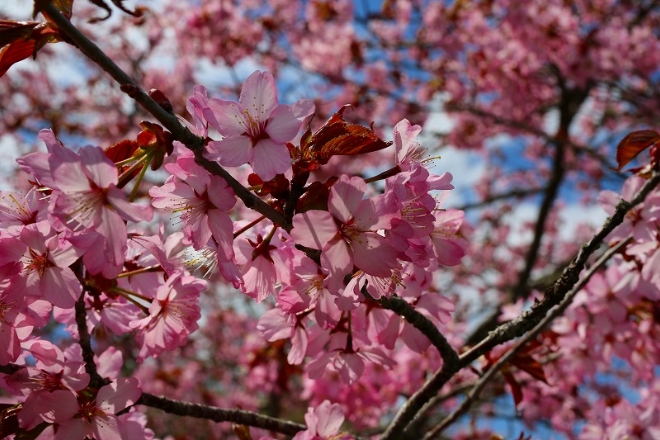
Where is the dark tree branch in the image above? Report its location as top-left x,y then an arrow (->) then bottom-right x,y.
137,393 -> 306,436
380,171 -> 660,439
425,235 -> 632,438
41,2 -> 292,232
372,293 -> 459,366
75,291 -> 105,388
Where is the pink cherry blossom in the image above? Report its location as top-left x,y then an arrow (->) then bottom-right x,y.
293,400 -> 353,440
291,175 -> 401,294
19,130 -> 153,278
39,377 -> 141,440
131,270 -> 206,361
204,70 -> 315,181
150,156 -> 236,259
17,223 -> 83,309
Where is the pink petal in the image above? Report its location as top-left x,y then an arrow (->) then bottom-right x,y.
208,209 -> 234,261
204,99 -> 248,136
207,176 -> 236,211
92,414 -> 122,440
41,266 -> 81,309
288,326 -> 308,365
352,235 -> 398,277
78,146 -> 118,188
266,105 -> 306,143
257,308 -> 291,341
0,322 -> 21,365
56,418 -> 92,440
314,401 -> 345,437
328,175 -> 366,223
251,139 -> 291,181
97,377 -> 141,414
291,210 -> 338,249
335,352 -> 364,384
238,71 -> 278,121
321,238 -> 353,294
107,187 -> 152,222
206,137 -> 253,167
96,347 -> 123,379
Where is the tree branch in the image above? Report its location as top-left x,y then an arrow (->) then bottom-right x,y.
137,392 -> 306,436
380,171 -> 660,439
373,293 -> 459,366
424,235 -> 632,438
75,291 -> 105,388
40,2 -> 292,231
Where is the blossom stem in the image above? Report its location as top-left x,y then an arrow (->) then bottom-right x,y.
115,153 -> 144,168
345,312 -> 354,352
116,265 -> 161,278
129,159 -> 150,202
109,287 -> 151,313
233,215 -> 266,238
117,154 -> 149,189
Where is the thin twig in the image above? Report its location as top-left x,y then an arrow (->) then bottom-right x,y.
40,2 -> 292,231
424,236 -> 632,438
137,393 -> 306,436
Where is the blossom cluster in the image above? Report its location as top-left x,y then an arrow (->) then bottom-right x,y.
0,70 -> 466,438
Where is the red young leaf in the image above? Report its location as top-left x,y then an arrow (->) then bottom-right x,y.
0,20 -> 39,47
510,353 -> 548,384
0,21 -> 62,78
0,39 -> 37,78
614,130 -> 660,172
296,181 -> 330,213
105,139 -> 139,164
298,105 -> 392,167
502,371 -> 524,406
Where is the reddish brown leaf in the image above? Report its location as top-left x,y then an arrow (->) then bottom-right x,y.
615,130 -> 660,172
0,39 -> 37,78
232,424 -> 253,440
105,139 -> 139,164
0,20 -> 39,47
502,371 -> 523,406
297,181 -> 330,213
510,354 -> 548,384
296,105 -> 391,170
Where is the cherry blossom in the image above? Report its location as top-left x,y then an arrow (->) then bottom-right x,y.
205,70 -> 315,181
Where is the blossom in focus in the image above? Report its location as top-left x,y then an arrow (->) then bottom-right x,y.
291,175 -> 401,294
204,70 -> 315,181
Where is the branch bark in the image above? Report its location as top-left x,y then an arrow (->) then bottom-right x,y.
137,393 -> 306,436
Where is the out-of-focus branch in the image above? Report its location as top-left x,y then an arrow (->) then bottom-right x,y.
424,235 -> 632,438
454,187 -> 545,211
40,2 -> 292,232
464,81 -> 592,346
381,171 -> 660,439
137,393 -> 306,436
